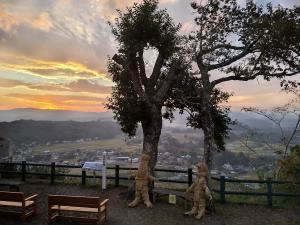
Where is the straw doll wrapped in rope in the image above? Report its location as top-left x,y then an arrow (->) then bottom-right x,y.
128,154 -> 156,208
184,162 -> 212,219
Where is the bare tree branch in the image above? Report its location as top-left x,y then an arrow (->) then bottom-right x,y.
284,115 -> 300,157
155,65 -> 186,103
149,53 -> 164,88
211,70 -> 299,87
113,54 -> 149,103
201,44 -> 246,55
211,74 -> 257,87
138,49 -> 147,86
207,37 -> 261,71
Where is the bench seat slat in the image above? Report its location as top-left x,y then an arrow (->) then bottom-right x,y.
51,205 -> 99,213
0,200 -> 34,207
58,215 -> 98,222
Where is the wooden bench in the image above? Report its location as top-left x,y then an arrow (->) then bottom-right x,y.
0,191 -> 38,221
152,188 -> 193,210
48,195 -> 109,225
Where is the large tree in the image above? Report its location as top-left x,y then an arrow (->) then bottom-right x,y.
188,0 -> 300,170
106,0 -> 188,171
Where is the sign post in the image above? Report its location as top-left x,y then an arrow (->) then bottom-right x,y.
102,151 -> 107,190
82,158 -> 107,190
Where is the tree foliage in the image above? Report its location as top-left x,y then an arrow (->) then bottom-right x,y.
278,145 -> 300,182
189,0 -> 300,84
185,0 -> 300,168
106,0 -> 184,137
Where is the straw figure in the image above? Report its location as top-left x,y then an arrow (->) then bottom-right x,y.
184,162 -> 212,219
128,154 -> 156,208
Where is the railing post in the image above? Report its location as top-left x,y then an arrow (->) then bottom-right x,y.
267,177 -> 273,207
21,161 -> 26,182
220,176 -> 226,203
188,168 -> 193,187
50,162 -> 55,184
82,170 -> 86,185
115,165 -> 119,187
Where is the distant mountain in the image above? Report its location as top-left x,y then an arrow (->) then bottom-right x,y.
0,108 -> 297,129
0,120 -> 121,144
0,108 -> 114,122
163,110 -> 298,129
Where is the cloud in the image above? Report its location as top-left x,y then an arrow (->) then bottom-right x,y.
225,92 -> 293,110
0,6 -> 19,32
0,53 -> 110,82
0,4 -> 54,32
0,0 -> 297,112
5,93 -> 107,111
0,0 -> 115,75
7,93 -> 104,102
66,79 -> 112,94
31,12 -> 53,31
0,78 -> 27,87
0,77 -> 112,95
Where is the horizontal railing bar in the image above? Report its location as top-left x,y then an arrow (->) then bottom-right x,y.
118,167 -> 138,171
155,168 -> 188,173
0,162 -> 22,166
272,192 -> 300,197
224,191 -> 267,196
26,163 -> 51,167
26,172 -> 50,176
223,178 -> 267,184
158,179 -> 187,184
0,170 -> 21,174
55,173 -> 82,178
55,165 -> 82,168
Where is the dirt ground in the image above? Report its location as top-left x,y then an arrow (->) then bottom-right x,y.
0,183 -> 299,225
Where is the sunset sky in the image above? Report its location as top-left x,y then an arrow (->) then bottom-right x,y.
0,0 -> 299,112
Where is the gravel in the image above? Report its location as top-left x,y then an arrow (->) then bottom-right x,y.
0,183 -> 299,225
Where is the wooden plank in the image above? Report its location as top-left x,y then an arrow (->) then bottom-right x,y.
0,200 -> 34,207
48,195 -> 100,208
51,205 -> 99,213
58,215 -> 98,222
0,191 -> 23,201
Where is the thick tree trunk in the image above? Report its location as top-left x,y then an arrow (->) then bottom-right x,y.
201,102 -> 215,171
141,104 -> 162,174
199,68 -> 215,171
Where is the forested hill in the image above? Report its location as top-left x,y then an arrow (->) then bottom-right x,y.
0,120 -> 121,144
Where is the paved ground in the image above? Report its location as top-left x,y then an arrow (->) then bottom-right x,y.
0,183 -> 299,225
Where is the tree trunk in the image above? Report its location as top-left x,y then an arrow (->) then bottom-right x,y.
141,104 -> 162,174
199,68 -> 215,171
201,104 -> 215,171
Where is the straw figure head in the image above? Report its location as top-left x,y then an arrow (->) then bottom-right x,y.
196,162 -> 208,177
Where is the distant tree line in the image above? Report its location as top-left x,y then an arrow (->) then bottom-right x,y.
0,120 -> 122,145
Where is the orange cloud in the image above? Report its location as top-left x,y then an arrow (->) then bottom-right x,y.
5,93 -> 107,112
0,78 -> 27,87
0,4 -> 53,32
0,53 -> 110,81
224,92 -> 293,110
67,79 -> 112,94
0,6 -> 19,31
0,77 -> 112,95
31,12 -> 53,31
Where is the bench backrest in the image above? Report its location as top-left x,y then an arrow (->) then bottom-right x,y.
48,195 -> 100,208
0,191 -> 24,202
